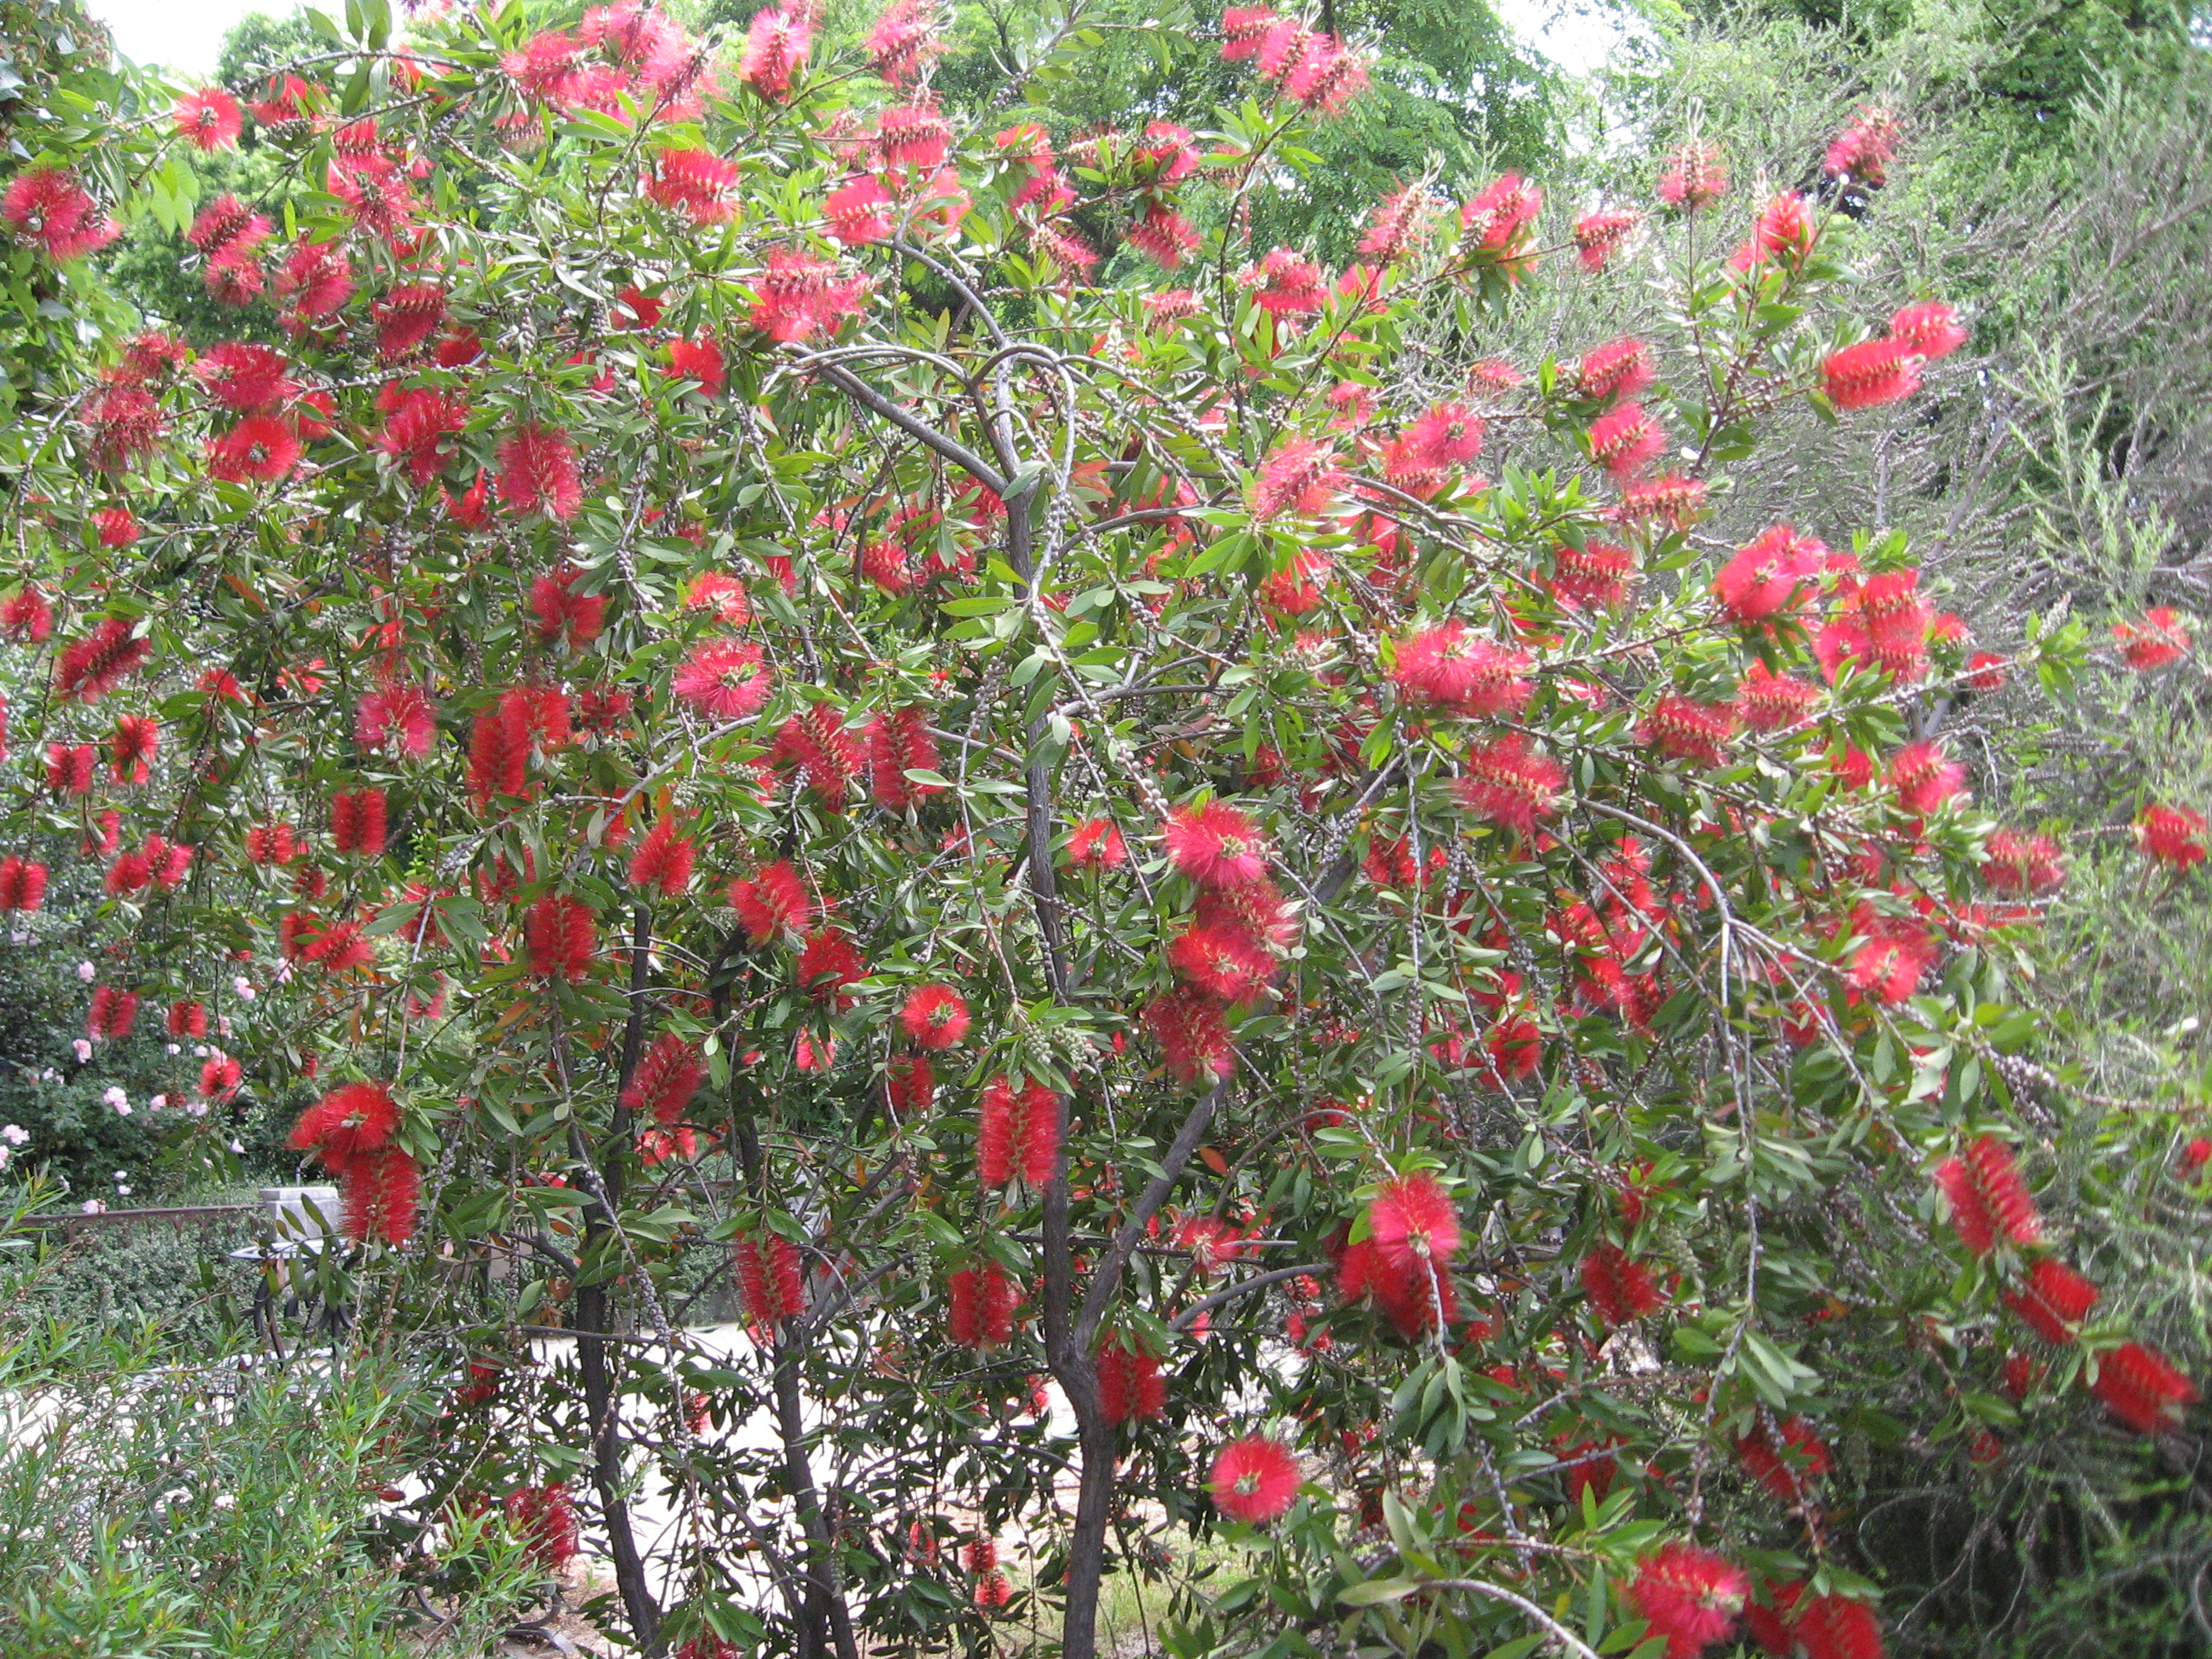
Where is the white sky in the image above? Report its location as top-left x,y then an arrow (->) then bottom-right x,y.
89,0 -> 292,79
93,0 -> 1630,80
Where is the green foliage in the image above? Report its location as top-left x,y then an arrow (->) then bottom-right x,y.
0,1230 -> 539,1657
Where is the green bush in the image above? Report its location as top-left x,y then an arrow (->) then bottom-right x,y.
0,1228 -> 539,1658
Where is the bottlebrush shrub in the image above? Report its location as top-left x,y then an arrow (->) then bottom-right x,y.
0,7 -> 2199,1657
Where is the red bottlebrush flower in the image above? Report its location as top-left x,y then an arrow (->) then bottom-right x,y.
773,706 -> 864,808
1740,191 -> 1813,269
1250,437 -> 1343,521
1824,338 -> 1921,410
55,618 -> 153,702
1168,923 -> 1275,1003
186,193 -> 271,265
824,176 -> 894,246
1638,693 -> 1736,770
1209,1435 -> 1300,1523
1460,171 -> 1543,263
330,787 -> 389,858
1388,621 -> 1532,718
629,816 -> 696,898
2113,607 -> 2191,671
879,102 -> 956,171
0,856 -> 47,912
1195,872 -> 1295,952
1890,300 -> 1966,360
1285,33 -> 1370,113
1582,1244 -> 1663,1328
1126,202 -> 1202,270
173,86 -> 242,151
1981,830 -> 2064,897
860,538 -> 914,597
1259,547 -> 1330,614
797,928 -> 865,1007
1577,335 -> 1654,402
2003,1257 -> 2098,1345
1097,1336 -> 1167,1422
965,1534 -> 998,1576
1145,985 -> 1237,1083
666,334 -> 726,395
198,1053 -> 243,1100
1589,400 -> 1665,476
886,1052 -> 935,1116
108,713 -> 158,785
374,282 -> 446,358
3,586 -> 54,643
526,894 -> 597,981
1793,1593 -> 1885,1659
972,1569 -> 1010,1611
207,415 -> 302,484
1068,818 -> 1128,870
1220,4 -> 1281,60
342,1145 -> 420,1244
2091,1341 -> 2199,1434
195,342 -> 296,412
288,1080 -> 399,1173
1241,247 -> 1327,317
1716,525 -> 1825,626
496,424 -> 582,521
1825,105 -> 1901,183
575,683 -> 633,739
1742,1583 -> 1807,1656
865,0 -> 946,84
1573,208 -> 1640,271
648,148 -> 740,223
1486,1010 -> 1543,1080
93,506 -> 140,548
504,1483 -> 579,1571
622,1032 -> 704,1125
2136,803 -> 2208,870
868,707 -> 942,811
3,164 -> 119,260
467,705 -> 533,812
672,637 -> 773,720
304,917 -> 372,974
734,1229 -> 806,1326
275,238 -> 355,317
1932,1135 -> 2041,1256
751,245 -> 872,343
1738,663 -> 1821,732
529,564 -> 606,651
729,859 -> 812,943
742,4 -> 812,99
1628,1544 -> 1747,1658
1366,1173 -> 1459,1274
166,999 -> 208,1039
81,384 -> 168,472
105,847 -> 154,895
1658,143 -> 1727,210
947,1260 -> 1016,1349
1890,740 -> 1966,814
1738,1416 -> 1831,1502
87,985 -> 139,1040
1164,800 -> 1269,888
977,1074 -> 1061,1188
376,387 -> 469,488
684,570 -> 751,624
1361,185 -> 1438,262
900,984 -> 970,1051
445,472 -> 493,529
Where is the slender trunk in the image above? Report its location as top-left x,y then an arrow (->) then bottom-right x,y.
1042,1164 -> 1113,1659
774,1338 -> 862,1659
572,900 -> 662,1650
